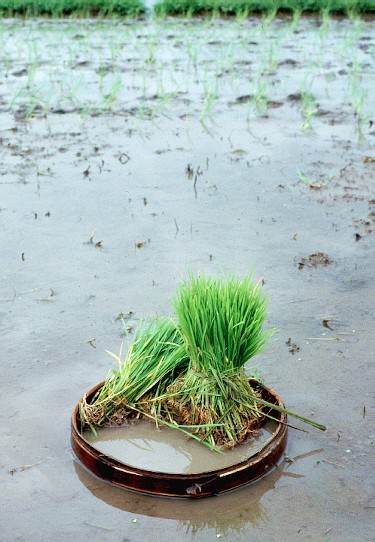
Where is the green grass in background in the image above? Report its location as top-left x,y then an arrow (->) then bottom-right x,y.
0,0 -> 146,16
153,0 -> 375,16
1,0 -> 374,16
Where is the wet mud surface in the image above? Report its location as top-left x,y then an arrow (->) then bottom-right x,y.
1,15 -> 375,542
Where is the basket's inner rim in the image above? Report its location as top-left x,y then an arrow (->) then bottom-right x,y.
73,380 -> 286,478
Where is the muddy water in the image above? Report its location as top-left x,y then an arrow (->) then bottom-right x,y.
1,15 -> 375,542
84,419 -> 277,473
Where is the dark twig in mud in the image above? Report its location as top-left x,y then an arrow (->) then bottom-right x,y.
286,337 -> 299,354
38,288 -> 57,302
280,298 -> 317,305
115,311 -> 134,321
83,523 -> 115,532
322,319 -> 334,330
187,165 -> 203,199
193,174 -> 198,199
307,337 -> 341,341
321,458 -> 345,468
185,163 -> 193,179
85,230 -> 103,249
9,457 -> 50,475
284,454 -> 295,463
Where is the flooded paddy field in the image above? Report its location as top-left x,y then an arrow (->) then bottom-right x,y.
1,14 -> 374,542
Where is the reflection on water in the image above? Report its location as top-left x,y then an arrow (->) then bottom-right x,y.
84,418 -> 277,474
73,447 -> 324,535
74,460 -> 270,532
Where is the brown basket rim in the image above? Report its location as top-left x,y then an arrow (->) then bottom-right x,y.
71,380 -> 288,498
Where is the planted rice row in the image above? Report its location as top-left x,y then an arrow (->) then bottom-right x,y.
0,0 -> 374,16
0,0 -> 146,16
154,0 -> 375,16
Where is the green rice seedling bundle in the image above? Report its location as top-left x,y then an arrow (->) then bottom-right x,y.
165,273 -> 273,449
79,318 -> 188,431
80,273 -> 325,452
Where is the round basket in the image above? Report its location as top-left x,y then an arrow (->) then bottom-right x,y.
71,381 -> 287,498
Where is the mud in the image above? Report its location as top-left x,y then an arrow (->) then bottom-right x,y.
1,15 -> 374,542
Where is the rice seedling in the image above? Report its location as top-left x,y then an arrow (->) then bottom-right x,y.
151,92 -> 175,117
265,40 -> 278,73
349,77 -> 368,118
80,317 -> 189,431
235,7 -> 249,22
245,76 -> 269,127
165,273 -> 274,449
102,73 -> 122,110
344,51 -> 372,139
167,274 -> 325,449
156,64 -> 165,96
260,7 -> 277,32
297,169 -> 333,188
319,7 -> 331,39
290,7 -> 302,31
300,86 -> 318,132
146,35 -> 157,64
200,85 -> 218,120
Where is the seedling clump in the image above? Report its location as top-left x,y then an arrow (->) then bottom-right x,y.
167,274 -> 271,448
80,273 -> 325,451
